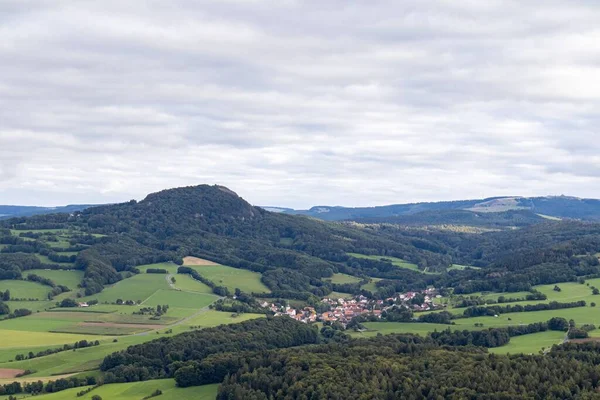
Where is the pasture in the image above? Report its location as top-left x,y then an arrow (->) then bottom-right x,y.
172,273 -> 214,294
0,329 -> 102,349
347,253 -> 428,273
82,274 -> 171,304
0,380 -> 218,400
143,289 -> 216,309
488,331 -> 564,355
27,269 -> 84,289
326,273 -> 362,284
191,264 -> 269,293
360,277 -> 382,292
180,310 -> 264,330
136,262 -> 179,274
0,280 -> 51,300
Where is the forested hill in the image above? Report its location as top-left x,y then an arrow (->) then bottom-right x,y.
1,185 -> 457,295
5,185 -> 600,300
281,195 -> 600,222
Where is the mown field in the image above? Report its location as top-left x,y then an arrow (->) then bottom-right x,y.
0,280 -> 51,301
27,269 -> 84,290
188,264 -> 270,293
347,253 -> 428,273
0,380 -> 218,400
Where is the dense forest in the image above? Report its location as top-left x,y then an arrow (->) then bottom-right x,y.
96,316 -> 600,399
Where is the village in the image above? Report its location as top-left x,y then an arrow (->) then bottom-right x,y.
261,287 -> 443,325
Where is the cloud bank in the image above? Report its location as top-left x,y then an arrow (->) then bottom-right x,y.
2,0 -> 600,207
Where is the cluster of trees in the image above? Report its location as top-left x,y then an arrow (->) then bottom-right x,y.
215,332 -> 600,399
100,317 -> 319,384
145,268 -> 167,274
15,340 -> 100,361
260,268 -> 330,298
0,375 -> 97,396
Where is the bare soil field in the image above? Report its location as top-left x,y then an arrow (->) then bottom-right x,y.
183,256 -> 219,266
0,368 -> 25,378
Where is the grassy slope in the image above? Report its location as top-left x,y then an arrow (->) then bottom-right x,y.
191,264 -> 269,293
0,380 -> 218,400
0,280 -> 51,300
347,253 -> 430,273
27,269 -> 84,289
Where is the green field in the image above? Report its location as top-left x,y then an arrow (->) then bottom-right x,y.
0,380 -> 218,400
172,274 -> 214,294
448,264 -> 480,271
27,269 -> 84,289
5,300 -> 54,313
326,273 -> 362,284
136,262 -> 180,274
143,289 -> 217,309
360,277 -> 382,292
82,274 -> 171,304
0,329 -> 102,349
180,310 -> 264,330
347,253 -> 429,273
192,264 -> 269,293
349,321 -> 479,338
0,280 -> 51,300
488,330 -> 565,355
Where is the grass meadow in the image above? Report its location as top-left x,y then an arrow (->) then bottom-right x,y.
0,380 -> 218,400
347,253 -> 429,273
190,264 -> 269,293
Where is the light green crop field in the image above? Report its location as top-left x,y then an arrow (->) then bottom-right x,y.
82,274 -> 171,304
27,269 -> 84,289
488,330 -> 565,355
5,300 -> 54,313
326,273 -> 362,284
0,280 -> 51,300
172,274 -> 214,294
327,291 -> 353,299
191,264 -> 269,293
0,309 -> 261,377
0,380 -> 218,400
347,253 -> 430,274
349,321 -> 482,338
0,329 -> 102,349
180,310 -> 264,330
143,289 -> 217,309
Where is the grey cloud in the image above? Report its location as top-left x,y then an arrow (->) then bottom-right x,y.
1,0 -> 600,207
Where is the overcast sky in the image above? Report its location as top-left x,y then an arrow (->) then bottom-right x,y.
2,0 -> 600,208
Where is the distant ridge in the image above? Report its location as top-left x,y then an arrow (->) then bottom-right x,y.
0,204 -> 97,219
274,196 -> 600,222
